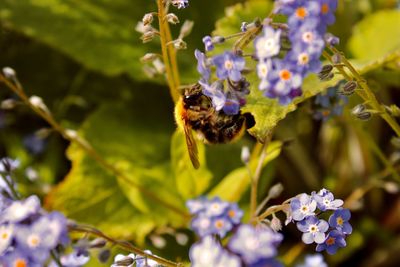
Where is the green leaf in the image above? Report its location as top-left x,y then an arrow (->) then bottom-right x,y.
45,102 -> 188,244
209,141 -> 282,201
348,10 -> 400,60
0,0 -> 152,80
171,130 -> 213,199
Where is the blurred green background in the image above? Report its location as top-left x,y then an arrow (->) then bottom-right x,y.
0,0 -> 399,266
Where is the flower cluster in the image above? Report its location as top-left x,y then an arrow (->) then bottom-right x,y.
195,49 -> 250,115
288,188 -> 352,255
255,0 -> 338,104
314,83 -> 348,121
188,197 -> 283,266
0,158 -> 90,266
187,196 -> 243,238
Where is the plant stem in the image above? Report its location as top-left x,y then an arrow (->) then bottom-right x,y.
69,224 -> 183,267
250,132 -> 273,220
50,250 -> 63,267
157,0 -> 180,103
0,75 -> 190,220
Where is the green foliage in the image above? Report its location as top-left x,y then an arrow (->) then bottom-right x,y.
171,130 -> 213,199
348,10 -> 400,60
46,103 -> 190,244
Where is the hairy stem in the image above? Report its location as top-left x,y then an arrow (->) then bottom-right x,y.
69,224 -> 183,267
157,0 -> 180,103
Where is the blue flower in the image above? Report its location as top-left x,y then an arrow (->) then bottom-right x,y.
290,193 -> 317,221
261,58 -> 303,105
49,249 -> 90,267
226,203 -> 244,224
204,197 -> 229,217
228,224 -> 283,264
329,209 -> 352,234
254,26 -> 282,59
287,1 -> 321,28
0,224 -> 14,254
296,254 -> 327,267
212,51 -> 245,82
0,249 -> 41,267
195,49 -> 211,81
317,0 -> 338,26
171,0 -> 189,9
202,35 -> 214,51
250,258 -> 284,267
186,197 -> 207,215
289,20 -> 325,56
215,250 -> 242,267
286,43 -> 322,75
212,217 -> 233,238
191,213 -> 214,237
136,250 -> 158,267
314,86 -> 348,121
189,236 -> 224,267
296,216 -> 329,244
1,195 -> 41,223
312,188 -> 344,211
316,230 -> 346,255
199,79 -> 226,111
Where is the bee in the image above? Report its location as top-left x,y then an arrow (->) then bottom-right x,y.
174,83 -> 255,169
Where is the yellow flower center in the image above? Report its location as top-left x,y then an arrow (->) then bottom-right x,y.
224,60 -> 233,70
321,4 -> 329,14
336,216 -> 344,226
280,69 -> 292,81
215,220 -> 224,229
298,53 -> 309,65
326,237 -> 336,245
14,259 -> 27,267
296,7 -> 308,19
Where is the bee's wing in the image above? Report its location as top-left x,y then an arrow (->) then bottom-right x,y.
183,122 -> 200,169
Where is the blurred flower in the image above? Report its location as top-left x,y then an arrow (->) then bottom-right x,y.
255,26 -> 281,59
312,188 -> 344,211
189,236 -> 223,267
296,254 -> 327,267
228,224 -> 283,265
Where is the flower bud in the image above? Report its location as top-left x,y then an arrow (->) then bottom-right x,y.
165,13 -> 179,24
98,249 -> 111,263
152,58 -> 166,73
1,99 -> 17,110
173,39 -> 187,50
142,13 -> 154,26
318,72 -> 334,81
2,67 -> 16,79
115,256 -> 134,266
352,104 -> 371,121
179,20 -> 194,38
89,238 -> 107,248
241,146 -> 250,164
332,53 -> 342,64
383,181 -> 399,194
140,30 -> 157,43
267,183 -> 284,199
29,95 -> 50,114
140,53 -> 159,63
324,33 -> 340,47
270,215 -> 282,232
339,80 -> 357,95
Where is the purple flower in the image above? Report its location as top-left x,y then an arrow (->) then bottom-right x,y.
0,249 -> 41,267
189,236 -> 223,267
1,195 -> 41,223
329,209 -> 352,234
195,49 -> 211,81
211,217 -> 233,238
15,212 -> 68,263
215,250 -> 241,267
191,213 -> 214,237
317,0 -> 338,25
228,224 -> 283,264
199,80 -> 226,111
287,1 -> 321,28
202,35 -> 214,51
136,250 -> 158,267
296,254 -> 327,267
289,21 -> 325,56
222,93 -> 240,115
316,230 -> 346,255
212,51 -> 245,82
296,216 -> 329,244
255,26 -> 281,59
186,197 -> 207,215
286,43 -> 322,75
314,86 -> 348,121
250,258 -> 284,267
171,0 -> 189,9
261,58 -> 303,104
226,203 -> 244,224
290,193 -> 317,221
204,197 -> 229,217
312,188 -> 344,211
0,224 -> 14,254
